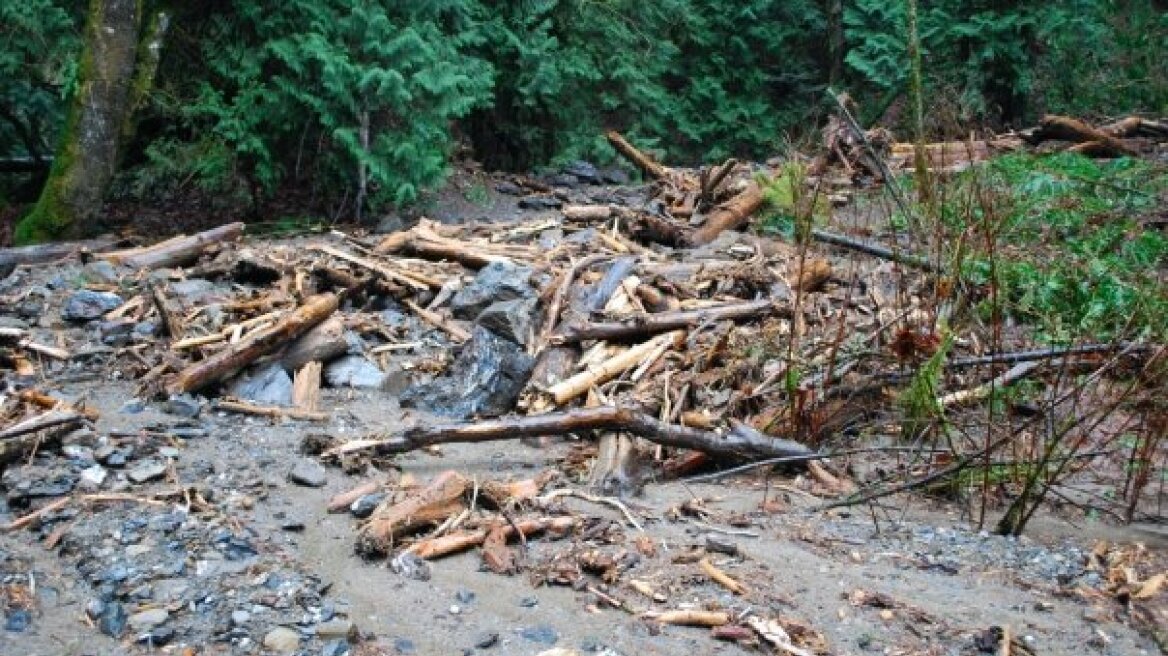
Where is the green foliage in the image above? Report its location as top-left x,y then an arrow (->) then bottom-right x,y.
898,331 -> 953,442
954,153 -> 1168,341
0,1 -> 79,160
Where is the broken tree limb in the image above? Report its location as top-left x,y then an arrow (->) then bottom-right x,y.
0,327 -> 71,360
548,331 -> 684,404
686,181 -> 765,246
407,516 -> 578,560
338,406 -> 816,463
165,292 -> 339,394
645,609 -> 730,627
356,470 -> 469,555
551,299 -> 786,345
810,228 -> 937,272
0,410 -> 86,467
606,130 -> 668,180
312,244 -> 434,290
1034,115 -> 1138,157
938,361 -> 1042,408
213,399 -> 328,422
0,409 -> 85,442
102,222 -> 244,270
700,557 -> 748,595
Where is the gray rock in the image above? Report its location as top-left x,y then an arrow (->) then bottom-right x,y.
82,260 -> 122,284
164,394 -> 201,418
401,327 -> 534,419
520,625 -> 558,645
263,626 -> 301,653
62,290 -> 124,322
474,631 -> 499,649
99,602 -> 127,638
288,460 -> 327,488
128,461 -> 168,484
390,552 -> 431,581
169,278 -> 219,303
450,261 -> 534,320
99,319 -> 135,346
120,398 -> 146,414
545,173 -> 579,189
600,167 -> 630,185
231,610 -> 251,626
229,362 -> 294,406
393,637 -> 416,654
79,465 -> 108,490
128,608 -> 169,631
563,160 -> 600,184
350,493 -> 386,519
495,181 -> 523,196
324,356 -> 385,389
475,298 -> 537,346
322,640 -> 351,656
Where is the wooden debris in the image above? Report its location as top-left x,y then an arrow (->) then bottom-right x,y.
166,293 -> 339,394
102,222 -> 244,270
645,609 -> 730,627
356,470 -> 470,555
291,362 -> 322,412
213,399 -> 328,422
699,557 -> 748,595
606,130 -> 668,180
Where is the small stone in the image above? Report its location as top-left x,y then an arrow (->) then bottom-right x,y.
263,626 -> 301,653
322,639 -> 351,656
62,290 -> 123,322
705,534 -> 738,556
390,552 -> 431,582
86,598 -> 105,620
281,520 -> 306,532
519,596 -> 539,607
120,399 -> 146,414
231,610 -> 251,626
5,609 -> 31,632
141,626 -> 175,646
316,619 -> 356,640
349,493 -> 385,519
79,465 -> 108,490
99,602 -> 128,638
393,637 -> 416,654
449,605 -> 461,615
454,589 -> 475,604
164,394 -> 201,418
129,608 -> 169,631
520,625 -> 559,645
474,631 -> 499,649
324,355 -> 385,389
288,460 -> 328,488
128,461 -> 168,484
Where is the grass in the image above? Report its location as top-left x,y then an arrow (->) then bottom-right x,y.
944,152 -> 1168,342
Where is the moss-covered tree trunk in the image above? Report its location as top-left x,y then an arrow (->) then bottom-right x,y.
15,0 -> 165,244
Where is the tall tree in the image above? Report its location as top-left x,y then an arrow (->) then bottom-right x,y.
15,0 -> 166,243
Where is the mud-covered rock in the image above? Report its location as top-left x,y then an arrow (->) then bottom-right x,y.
62,290 -> 124,322
475,297 -> 538,346
450,261 -> 535,320
400,326 -> 534,418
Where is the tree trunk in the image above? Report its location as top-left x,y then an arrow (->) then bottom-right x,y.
15,1 -> 167,244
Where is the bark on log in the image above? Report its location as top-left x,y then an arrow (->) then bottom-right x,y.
343,406 -> 816,463
605,131 -> 668,180
551,299 -> 786,344
0,235 -> 119,270
562,205 -> 614,221
102,222 -> 244,270
1035,115 -> 1137,156
280,315 -> 348,372
166,292 -> 339,394
356,470 -> 469,555
686,182 -> 765,246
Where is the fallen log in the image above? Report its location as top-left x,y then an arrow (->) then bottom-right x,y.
280,315 -> 348,371
336,406 -> 816,464
606,130 -> 668,180
687,181 -> 765,246
1033,115 -> 1137,157
551,299 -> 786,344
166,292 -> 339,394
102,222 -> 244,270
356,470 -> 469,555
0,234 -> 119,270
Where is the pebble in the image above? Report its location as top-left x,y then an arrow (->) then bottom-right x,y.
393,637 -> 416,653
519,596 -> 539,607
520,625 -> 559,645
79,465 -> 108,489
62,290 -> 124,322
127,461 -> 168,484
263,626 -> 301,653
349,493 -> 385,518
128,608 -> 169,631
288,460 -> 328,488
98,602 -> 128,638
474,631 -> 500,649
455,589 -> 475,604
322,639 -> 351,656
140,626 -> 175,646
164,394 -> 201,418
231,610 -> 251,626
390,552 -> 431,581
4,608 -> 31,632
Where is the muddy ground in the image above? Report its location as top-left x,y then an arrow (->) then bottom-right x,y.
1,378 -> 1163,656
1,171 -> 1165,656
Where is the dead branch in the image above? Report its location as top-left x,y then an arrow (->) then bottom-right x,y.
213,399 -> 328,422
810,228 -> 936,272
548,331 -> 684,404
166,293 -> 339,394
338,406 -> 816,463
606,130 -> 668,180
700,557 -> 748,595
1034,115 -> 1137,156
356,471 -> 470,555
552,299 -> 786,344
687,182 -> 765,246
